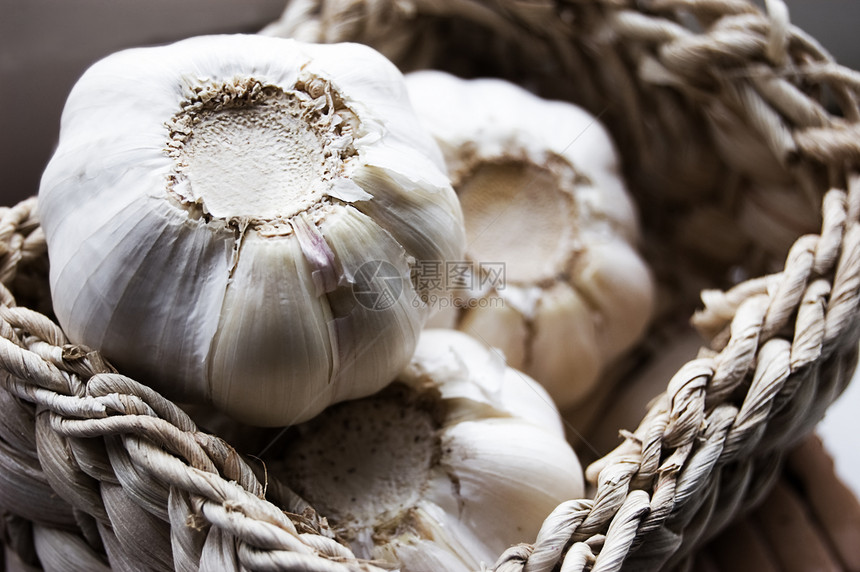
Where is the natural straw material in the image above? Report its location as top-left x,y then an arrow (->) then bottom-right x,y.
693,434 -> 860,571
2,0 -> 860,570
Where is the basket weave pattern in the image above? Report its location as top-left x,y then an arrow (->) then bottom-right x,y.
3,0 -> 860,570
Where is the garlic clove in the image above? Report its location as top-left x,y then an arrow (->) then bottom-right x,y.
349,154 -> 466,278
39,35 -> 465,426
313,205 -> 424,404
457,301 -> 529,372
567,238 -> 656,363
425,302 -> 459,328
529,281 -> 603,408
400,329 -> 564,436
431,418 -> 584,563
207,228 -> 333,426
381,535 -> 474,572
405,498 -> 489,570
49,195 -> 233,399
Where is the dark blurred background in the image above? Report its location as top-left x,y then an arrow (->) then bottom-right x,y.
1,0 -> 859,207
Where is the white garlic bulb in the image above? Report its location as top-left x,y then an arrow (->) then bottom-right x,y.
38,35 -> 465,426
404,70 -> 655,410
272,329 -> 584,571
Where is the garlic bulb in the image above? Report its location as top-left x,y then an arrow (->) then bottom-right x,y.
404,70 -> 655,410
271,329 -> 584,571
38,35 -> 465,426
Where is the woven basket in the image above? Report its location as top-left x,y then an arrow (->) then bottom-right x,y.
2,0 -> 860,570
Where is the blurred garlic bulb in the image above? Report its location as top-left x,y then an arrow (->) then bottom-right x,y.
38,35 -> 465,426
405,70 -> 655,410
272,329 -> 584,571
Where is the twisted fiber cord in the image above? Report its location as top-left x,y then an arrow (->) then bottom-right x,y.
0,197 -> 41,288
575,180 -> 858,571
608,7 -> 859,178
0,209 -> 388,570
269,0 -> 860,167
1,356 -> 387,570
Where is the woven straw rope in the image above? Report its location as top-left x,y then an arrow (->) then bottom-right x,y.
2,0 -> 860,570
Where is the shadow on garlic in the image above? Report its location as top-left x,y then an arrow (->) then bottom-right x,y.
404,70 -> 656,410
264,329 -> 584,572
38,35 -> 465,427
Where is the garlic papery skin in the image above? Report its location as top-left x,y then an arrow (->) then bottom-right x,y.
405,70 -> 655,410
270,329 -> 584,571
37,35 -> 465,427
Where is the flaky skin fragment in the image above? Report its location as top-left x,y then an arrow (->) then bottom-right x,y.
38,35 -> 465,426
405,70 -> 655,409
